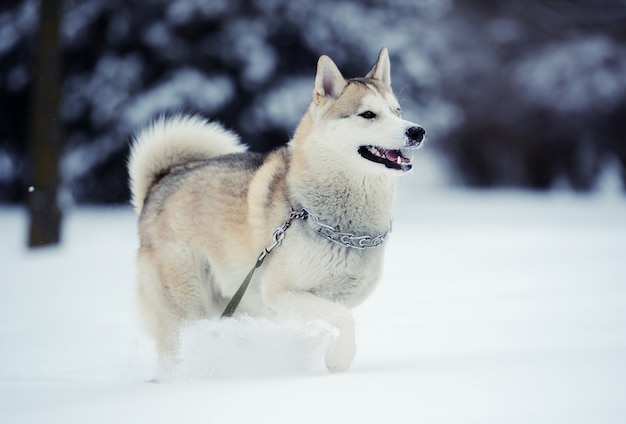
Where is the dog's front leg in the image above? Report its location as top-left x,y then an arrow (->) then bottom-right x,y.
262,277 -> 356,372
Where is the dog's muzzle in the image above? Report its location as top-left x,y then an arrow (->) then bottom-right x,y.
358,126 -> 425,172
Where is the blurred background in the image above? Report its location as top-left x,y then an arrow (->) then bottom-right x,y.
1,0 -> 626,245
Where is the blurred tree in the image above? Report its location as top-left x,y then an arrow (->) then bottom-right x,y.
27,0 -> 63,247
0,0 -> 624,207
436,0 -> 626,190
0,0 -> 445,205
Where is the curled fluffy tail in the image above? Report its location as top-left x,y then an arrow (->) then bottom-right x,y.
128,115 -> 246,214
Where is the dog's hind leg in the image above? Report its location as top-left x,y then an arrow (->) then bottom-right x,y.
136,250 -> 181,370
136,245 -> 213,371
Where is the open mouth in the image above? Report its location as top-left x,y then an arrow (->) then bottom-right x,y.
358,145 -> 414,171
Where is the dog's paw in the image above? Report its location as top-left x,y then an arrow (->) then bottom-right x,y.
324,332 -> 356,372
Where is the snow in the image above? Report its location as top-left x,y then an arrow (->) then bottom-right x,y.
514,35 -> 626,113
2,187 -> 626,423
0,151 -> 17,182
0,0 -> 37,57
166,0 -> 233,25
218,18 -> 278,88
243,77 -> 313,132
121,69 -> 235,131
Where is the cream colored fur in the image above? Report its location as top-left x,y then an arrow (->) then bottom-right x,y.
128,115 -> 246,213
128,48 -> 424,373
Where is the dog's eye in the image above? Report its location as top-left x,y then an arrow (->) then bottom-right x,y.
359,111 -> 377,119
395,108 -> 402,117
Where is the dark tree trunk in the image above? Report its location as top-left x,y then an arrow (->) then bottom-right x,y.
27,0 -> 64,248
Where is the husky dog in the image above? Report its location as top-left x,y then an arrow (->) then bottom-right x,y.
129,48 -> 425,372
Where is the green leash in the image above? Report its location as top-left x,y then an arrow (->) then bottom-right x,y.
220,257 -> 264,318
220,209 -> 309,318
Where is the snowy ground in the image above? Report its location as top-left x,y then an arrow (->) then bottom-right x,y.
1,186 -> 626,423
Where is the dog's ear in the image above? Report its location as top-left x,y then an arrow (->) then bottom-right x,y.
366,48 -> 391,88
314,55 -> 347,105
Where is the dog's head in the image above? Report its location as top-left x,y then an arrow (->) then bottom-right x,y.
304,48 -> 425,174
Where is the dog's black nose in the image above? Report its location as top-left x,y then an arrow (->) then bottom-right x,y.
406,126 -> 425,146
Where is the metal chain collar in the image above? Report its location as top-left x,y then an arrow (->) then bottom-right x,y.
259,207 -> 391,261
302,208 -> 392,250
221,207 -> 391,318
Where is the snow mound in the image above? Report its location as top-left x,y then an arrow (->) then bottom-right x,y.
129,317 -> 333,381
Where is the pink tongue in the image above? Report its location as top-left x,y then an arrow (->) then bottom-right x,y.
384,148 -> 410,163
384,149 -> 400,162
